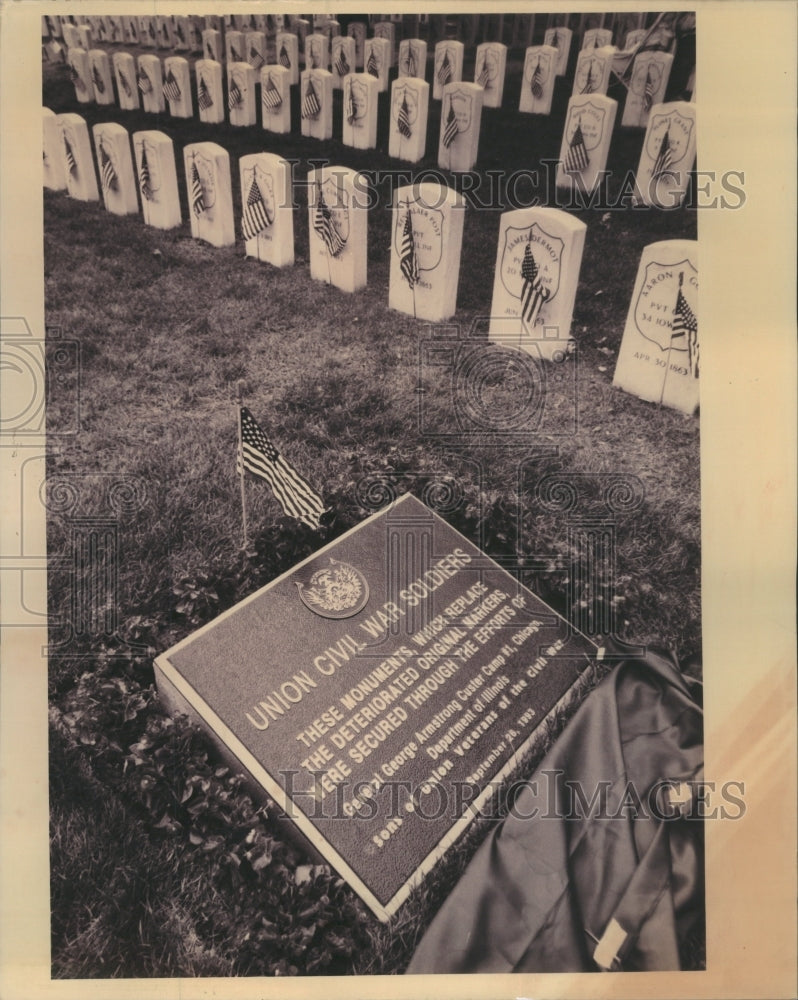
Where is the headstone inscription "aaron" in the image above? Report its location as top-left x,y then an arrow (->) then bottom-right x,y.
155,495 -> 597,922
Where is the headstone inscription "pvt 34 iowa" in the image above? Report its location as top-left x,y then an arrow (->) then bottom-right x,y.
155,495 -> 598,921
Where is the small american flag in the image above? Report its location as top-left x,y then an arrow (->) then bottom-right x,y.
397,94 -> 412,138
476,58 -> 490,89
137,66 -> 153,94
313,182 -> 346,257
441,101 -> 458,148
130,19 -> 138,40
580,64 -> 595,94
437,50 -> 452,86
530,59 -> 543,99
520,241 -> 551,329
206,41 -> 214,60
237,407 -> 325,529
671,273 -> 699,378
279,43 -> 291,68
651,128 -> 674,181
98,145 -> 118,193
148,19 -> 156,40
404,45 -> 416,78
228,77 -> 243,111
175,20 -> 185,43
301,77 -> 321,119
63,133 -> 77,176
334,46 -> 350,78
69,62 -> 86,93
643,67 -> 655,112
91,63 -> 105,94
119,71 -> 132,99
161,20 -> 169,42
366,46 -> 379,77
197,76 -> 213,111
399,210 -> 419,287
550,30 -> 560,49
190,161 -> 205,217
230,44 -> 241,62
346,83 -> 357,125
163,68 -> 181,103
249,46 -> 264,70
564,119 -> 590,173
138,146 -> 153,201
262,74 -> 282,110
241,178 -> 272,240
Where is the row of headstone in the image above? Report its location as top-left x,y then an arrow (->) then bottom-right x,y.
44,111 -> 698,411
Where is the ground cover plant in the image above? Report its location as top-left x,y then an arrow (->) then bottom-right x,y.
44,36 -> 701,978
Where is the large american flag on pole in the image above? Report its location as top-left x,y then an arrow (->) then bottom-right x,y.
237,407 -> 325,529
520,241 -> 550,329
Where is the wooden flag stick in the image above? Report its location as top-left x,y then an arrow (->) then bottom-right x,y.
236,379 -> 248,548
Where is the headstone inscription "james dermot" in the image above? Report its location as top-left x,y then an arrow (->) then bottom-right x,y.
155,495 -> 597,921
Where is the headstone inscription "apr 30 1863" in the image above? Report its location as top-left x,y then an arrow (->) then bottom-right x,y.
155,495 -> 597,921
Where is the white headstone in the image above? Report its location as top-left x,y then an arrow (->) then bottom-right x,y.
634,101 -> 697,208
432,41 -> 464,100
183,142 -> 235,248
58,113 -> 99,202
388,183 -> 465,322
239,153 -> 294,268
306,32 -> 329,70
137,55 -> 165,114
294,18 -> 311,62
62,24 -> 80,50
473,42 -> 507,108
202,29 -> 222,64
226,30 -> 244,66
275,32 -> 300,85
121,16 -> 138,46
188,17 -> 204,53
582,27 -> 613,49
260,65 -> 291,134
173,16 -> 190,51
113,53 -> 140,111
347,22 -> 367,68
438,83 -> 483,173
556,94 -> 617,194
488,207 -> 587,361
389,77 -> 429,162
163,57 -> 193,119
307,166 -> 367,293
398,38 -> 426,80
342,73 -> 379,150
543,26 -> 572,76
106,15 -> 122,44
67,49 -> 92,105
43,108 -> 67,191
139,16 -> 157,48
331,37 -> 355,89
77,24 -> 92,50
300,69 -> 333,140
156,15 -> 174,49
246,32 -> 266,71
373,21 -> 396,67
622,51 -> 674,128
227,62 -> 256,126
613,240 -> 699,414
519,46 -> 558,115
204,15 -> 221,32
133,130 -> 181,229
93,122 -> 138,216
195,60 -> 224,124
363,37 -> 390,92
571,45 -> 616,97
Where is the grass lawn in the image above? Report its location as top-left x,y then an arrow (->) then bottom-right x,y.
44,34 -> 700,978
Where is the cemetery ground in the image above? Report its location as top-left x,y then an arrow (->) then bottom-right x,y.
43,55 -> 700,977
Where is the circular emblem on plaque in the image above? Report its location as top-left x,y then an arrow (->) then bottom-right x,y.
296,558 -> 369,619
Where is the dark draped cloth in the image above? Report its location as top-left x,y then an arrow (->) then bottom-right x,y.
406,642 -> 704,974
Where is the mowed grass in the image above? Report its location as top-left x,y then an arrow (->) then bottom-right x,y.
44,40 -> 700,978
